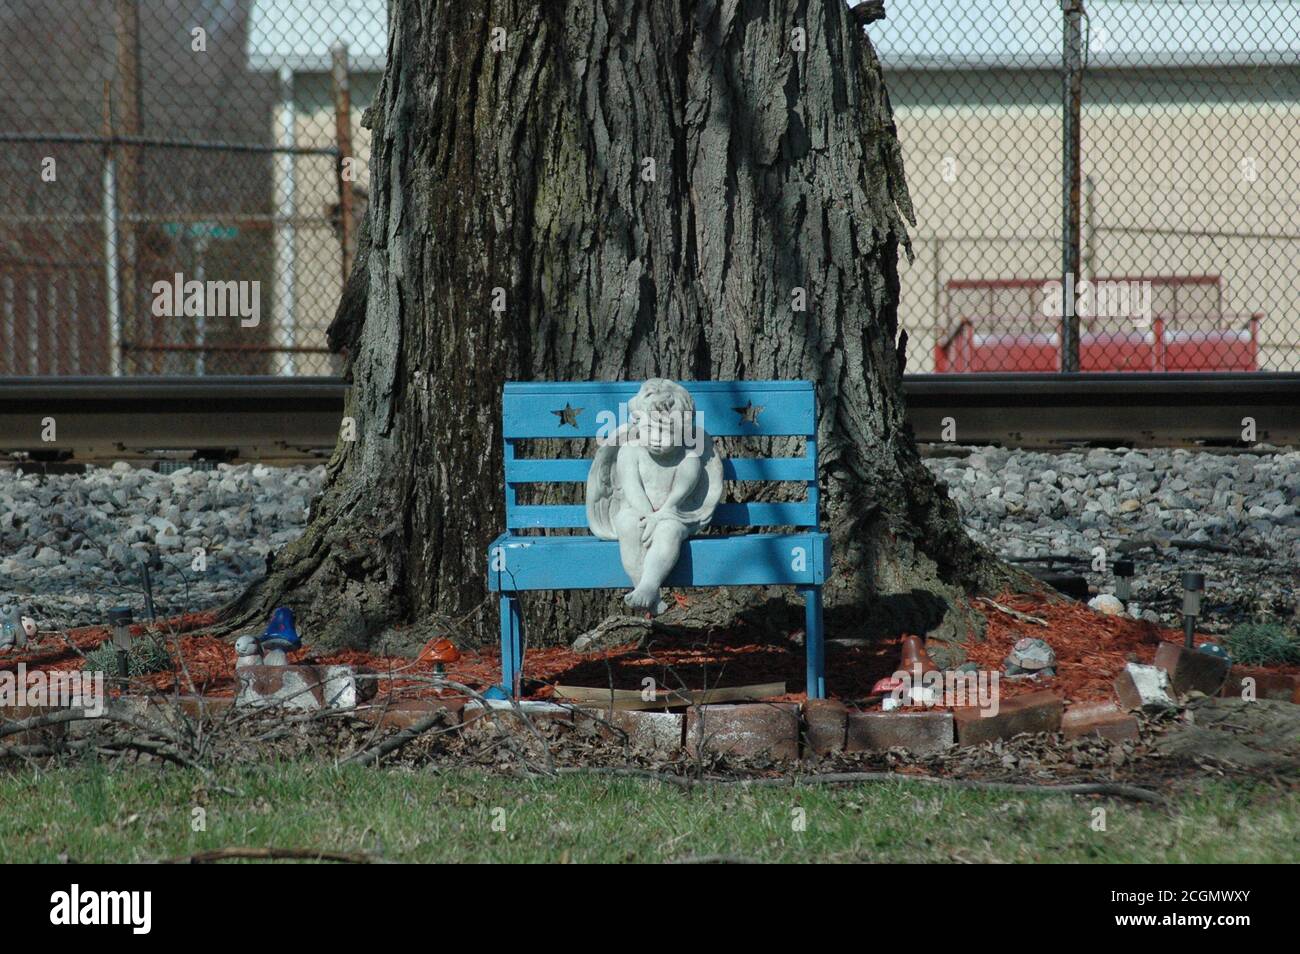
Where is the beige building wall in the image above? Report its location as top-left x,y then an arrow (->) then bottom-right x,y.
894,90 -> 1299,372
275,66 -> 1300,376
275,71 -> 377,374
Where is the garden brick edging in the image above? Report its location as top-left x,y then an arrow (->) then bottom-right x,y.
10,659 -> 1300,760
422,697 -> 1049,758
0,693 -> 1107,759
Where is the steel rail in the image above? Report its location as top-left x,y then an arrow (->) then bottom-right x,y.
0,373 -> 1297,460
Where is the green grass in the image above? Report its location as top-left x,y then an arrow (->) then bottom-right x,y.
1,763 -> 1294,862
81,638 -> 173,677
1224,621 -> 1300,667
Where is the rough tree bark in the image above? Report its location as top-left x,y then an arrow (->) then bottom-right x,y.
226,0 -> 1020,659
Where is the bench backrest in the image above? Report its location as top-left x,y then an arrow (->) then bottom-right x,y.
501,380 -> 818,532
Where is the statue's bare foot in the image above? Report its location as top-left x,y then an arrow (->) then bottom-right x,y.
624,585 -> 665,615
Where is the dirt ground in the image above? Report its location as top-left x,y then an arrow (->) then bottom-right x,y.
4,594 -> 1298,797
7,593 -> 1297,709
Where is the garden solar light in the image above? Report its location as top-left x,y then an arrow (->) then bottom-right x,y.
139,557 -> 158,623
1181,572 -> 1205,648
1113,559 -> 1134,602
108,606 -> 133,680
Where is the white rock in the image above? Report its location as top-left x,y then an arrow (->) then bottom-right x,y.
1118,662 -> 1175,710
1088,594 -> 1125,615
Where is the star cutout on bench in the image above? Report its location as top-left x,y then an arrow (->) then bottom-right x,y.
552,402 -> 583,428
733,400 -> 765,425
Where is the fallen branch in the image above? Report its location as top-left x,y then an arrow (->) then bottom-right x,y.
340,710 -> 458,767
161,846 -> 377,864
546,767 -> 1165,804
976,597 -> 1048,626
669,854 -> 757,864
570,615 -> 656,654
340,677 -> 555,772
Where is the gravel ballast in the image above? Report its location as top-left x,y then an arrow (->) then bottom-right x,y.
1,462 -> 324,629
1,448 -> 1296,632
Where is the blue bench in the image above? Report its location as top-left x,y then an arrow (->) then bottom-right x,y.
486,380 -> 829,699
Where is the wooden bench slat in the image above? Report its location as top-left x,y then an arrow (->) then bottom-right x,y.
505,501 -> 817,529
506,459 -> 592,482
505,456 -> 815,484
487,531 -> 829,590
502,380 -> 815,438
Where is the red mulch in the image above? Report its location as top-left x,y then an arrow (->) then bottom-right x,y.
4,594 -> 1295,707
966,593 -> 1186,704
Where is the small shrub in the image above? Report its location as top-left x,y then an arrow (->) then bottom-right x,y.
81,639 -> 173,677
1223,622 -> 1300,667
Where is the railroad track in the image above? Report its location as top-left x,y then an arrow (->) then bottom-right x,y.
0,373 -> 1297,462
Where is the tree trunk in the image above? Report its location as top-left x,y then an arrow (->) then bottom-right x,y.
226,0 -> 1018,657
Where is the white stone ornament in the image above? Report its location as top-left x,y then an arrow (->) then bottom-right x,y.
586,379 -> 723,615
0,607 -> 34,652
234,634 -> 263,668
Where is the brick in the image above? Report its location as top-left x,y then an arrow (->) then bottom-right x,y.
358,698 -> 466,729
845,710 -> 953,755
953,689 -> 1063,746
1154,642 -> 1231,697
171,695 -> 236,720
603,709 -> 684,754
801,699 -> 848,756
1220,669 -> 1300,703
461,699 -> 574,734
1114,663 -> 1175,711
686,703 -> 799,760
1061,701 -> 1139,742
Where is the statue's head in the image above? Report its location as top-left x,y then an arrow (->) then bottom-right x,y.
628,379 -> 698,457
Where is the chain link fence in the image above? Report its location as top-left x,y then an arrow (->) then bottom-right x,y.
0,0 -> 381,376
1,1 -> 1297,376
878,0 -> 1299,373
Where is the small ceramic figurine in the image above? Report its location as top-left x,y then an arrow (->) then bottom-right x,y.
234,634 -> 264,669
258,606 -> 302,666
0,606 -> 36,653
586,379 -> 723,615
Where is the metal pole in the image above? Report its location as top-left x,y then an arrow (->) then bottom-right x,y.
194,232 -> 207,375
140,561 -> 157,623
1083,173 -> 1095,284
1061,0 -> 1084,372
273,67 -> 298,376
331,43 -> 356,281
114,0 -> 142,372
102,83 -> 123,376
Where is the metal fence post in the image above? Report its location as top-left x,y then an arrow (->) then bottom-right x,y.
101,83 -> 123,377
1061,0 -> 1084,373
273,66 -> 298,376
331,43 -> 356,282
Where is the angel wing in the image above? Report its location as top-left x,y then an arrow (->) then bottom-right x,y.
585,425 -> 632,540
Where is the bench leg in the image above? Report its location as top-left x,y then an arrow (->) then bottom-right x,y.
799,585 -> 826,700
499,594 -> 524,698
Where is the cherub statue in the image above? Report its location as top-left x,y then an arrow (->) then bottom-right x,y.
587,379 -> 723,614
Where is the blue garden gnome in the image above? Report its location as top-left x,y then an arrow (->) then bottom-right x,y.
258,606 -> 302,666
